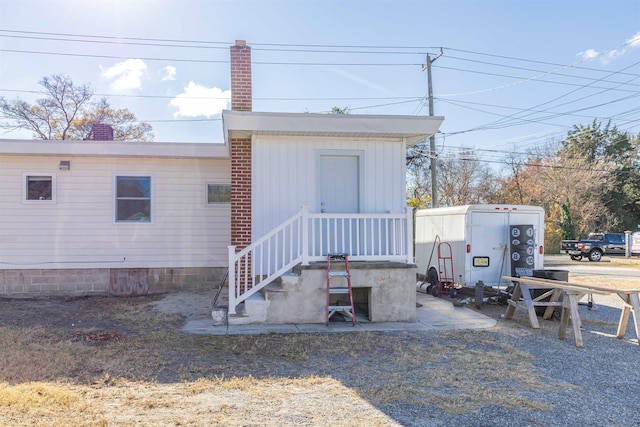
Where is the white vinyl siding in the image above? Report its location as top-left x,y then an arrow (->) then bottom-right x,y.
0,155 -> 231,269
252,135 -> 407,240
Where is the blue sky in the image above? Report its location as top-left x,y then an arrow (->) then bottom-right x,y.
1,0 -> 638,167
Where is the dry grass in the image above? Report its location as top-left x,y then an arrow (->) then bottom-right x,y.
0,296 -> 572,426
568,274 -> 640,291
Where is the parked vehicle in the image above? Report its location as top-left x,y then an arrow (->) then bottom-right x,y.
560,232 -> 626,262
415,205 -> 545,290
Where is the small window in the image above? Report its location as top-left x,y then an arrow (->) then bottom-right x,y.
115,176 -> 152,222
207,184 -> 231,204
24,174 -> 56,202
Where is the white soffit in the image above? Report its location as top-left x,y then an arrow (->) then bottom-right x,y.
0,139 -> 230,159
222,110 -> 444,145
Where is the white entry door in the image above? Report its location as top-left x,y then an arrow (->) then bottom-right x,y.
317,154 -> 361,256
318,154 -> 360,213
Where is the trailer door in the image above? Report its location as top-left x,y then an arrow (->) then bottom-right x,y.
468,212 -> 509,287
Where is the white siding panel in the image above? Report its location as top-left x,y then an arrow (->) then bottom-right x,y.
252,135 -> 408,240
0,155 -> 231,269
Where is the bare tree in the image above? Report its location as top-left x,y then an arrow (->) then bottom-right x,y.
437,149 -> 498,207
0,74 -> 153,141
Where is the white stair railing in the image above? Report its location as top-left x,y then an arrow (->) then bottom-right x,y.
228,207 -> 307,315
306,211 -> 413,263
228,207 -> 413,315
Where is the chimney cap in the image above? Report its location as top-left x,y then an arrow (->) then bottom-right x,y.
234,40 -> 246,46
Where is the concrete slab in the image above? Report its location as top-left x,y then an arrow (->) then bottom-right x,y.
296,323 -> 367,333
170,290 -> 497,336
226,324 -> 301,335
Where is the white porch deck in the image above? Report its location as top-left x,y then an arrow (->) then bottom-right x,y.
228,206 -> 414,317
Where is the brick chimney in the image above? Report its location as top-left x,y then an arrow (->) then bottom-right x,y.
91,123 -> 114,141
230,40 -> 252,111
230,40 -> 252,250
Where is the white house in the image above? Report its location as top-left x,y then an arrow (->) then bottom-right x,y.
0,41 -> 443,324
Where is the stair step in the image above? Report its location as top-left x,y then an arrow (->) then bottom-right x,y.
328,305 -> 354,311
328,271 -> 349,277
326,253 -> 356,326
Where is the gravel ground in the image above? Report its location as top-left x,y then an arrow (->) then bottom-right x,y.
156,290 -> 640,427
1,289 -> 638,426
401,293 -> 639,427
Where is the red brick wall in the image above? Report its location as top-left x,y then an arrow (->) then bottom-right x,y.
230,40 -> 253,249
230,137 -> 252,249
230,40 -> 252,112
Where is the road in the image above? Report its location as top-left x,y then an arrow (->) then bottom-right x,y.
543,254 -> 640,313
545,255 -> 640,279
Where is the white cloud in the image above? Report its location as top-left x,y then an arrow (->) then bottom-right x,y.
578,31 -> 640,64
627,32 -> 640,47
170,82 -> 230,118
578,48 -> 599,61
161,66 -> 177,81
102,59 -> 147,91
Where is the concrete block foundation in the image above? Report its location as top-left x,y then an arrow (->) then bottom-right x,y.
259,262 -> 417,324
0,267 -> 227,298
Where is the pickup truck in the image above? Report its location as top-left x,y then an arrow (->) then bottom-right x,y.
560,232 -> 626,262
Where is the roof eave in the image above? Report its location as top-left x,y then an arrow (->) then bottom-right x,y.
222,110 -> 444,146
0,139 -> 230,159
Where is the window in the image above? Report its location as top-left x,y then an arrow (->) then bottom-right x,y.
207,183 -> 231,204
24,174 -> 55,202
115,176 -> 152,222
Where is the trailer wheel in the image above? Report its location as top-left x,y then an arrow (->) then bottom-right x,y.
570,255 -> 582,261
449,287 -> 459,298
431,285 -> 440,297
427,268 -> 440,297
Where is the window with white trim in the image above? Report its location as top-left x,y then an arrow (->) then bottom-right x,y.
24,174 -> 56,202
115,176 -> 152,222
207,183 -> 231,204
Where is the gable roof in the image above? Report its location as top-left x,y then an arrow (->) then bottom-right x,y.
222,110 -> 444,145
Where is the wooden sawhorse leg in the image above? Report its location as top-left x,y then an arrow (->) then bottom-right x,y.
504,283 -> 540,329
543,289 -> 563,320
559,291 -> 584,348
616,292 -> 640,345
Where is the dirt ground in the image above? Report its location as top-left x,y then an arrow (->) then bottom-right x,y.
1,266 -> 639,426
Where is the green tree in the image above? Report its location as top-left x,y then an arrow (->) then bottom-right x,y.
0,74 -> 153,141
559,202 -> 577,240
329,106 -> 350,114
560,120 -> 640,232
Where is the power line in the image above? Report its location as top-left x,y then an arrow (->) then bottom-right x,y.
2,29 -> 638,143
2,28 -> 638,75
0,29 -> 231,46
444,61 -> 640,135
443,54 -> 640,82
434,65 -> 639,94
0,88 -> 422,102
0,48 -> 228,64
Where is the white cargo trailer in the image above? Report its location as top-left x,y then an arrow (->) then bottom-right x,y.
415,204 -> 545,290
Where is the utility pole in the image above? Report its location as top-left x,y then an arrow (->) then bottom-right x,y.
424,48 -> 443,208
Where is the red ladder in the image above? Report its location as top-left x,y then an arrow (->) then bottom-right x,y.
326,253 -> 356,326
